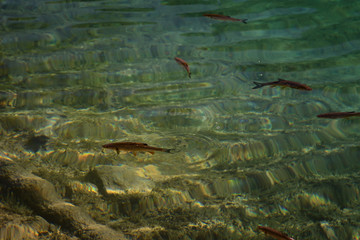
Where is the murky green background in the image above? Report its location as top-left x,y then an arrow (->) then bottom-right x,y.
1,0 -> 360,239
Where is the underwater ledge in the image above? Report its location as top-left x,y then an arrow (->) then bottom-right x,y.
0,155 -> 126,240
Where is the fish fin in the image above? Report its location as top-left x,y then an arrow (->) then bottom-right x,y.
132,152 -> 137,156
252,82 -> 264,89
188,72 -> 191,79
116,148 -> 120,155
278,78 -> 287,82
242,19 -> 248,24
149,151 -> 155,155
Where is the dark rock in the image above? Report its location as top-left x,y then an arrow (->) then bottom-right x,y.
24,135 -> 49,153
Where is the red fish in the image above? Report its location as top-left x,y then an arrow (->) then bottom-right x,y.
102,142 -> 174,156
258,226 -> 295,240
253,79 -> 312,91
203,14 -> 248,23
175,57 -> 191,78
317,111 -> 360,119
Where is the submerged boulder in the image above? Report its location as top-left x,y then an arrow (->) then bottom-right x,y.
85,165 -> 155,196
0,154 -> 126,240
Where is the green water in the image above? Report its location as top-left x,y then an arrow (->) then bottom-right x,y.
1,0 -> 360,239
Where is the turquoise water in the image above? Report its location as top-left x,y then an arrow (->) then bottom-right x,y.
1,0 -> 360,239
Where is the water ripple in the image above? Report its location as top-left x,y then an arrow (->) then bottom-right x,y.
1,0 -> 360,238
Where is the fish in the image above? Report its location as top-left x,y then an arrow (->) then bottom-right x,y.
252,79 -> 312,91
317,111 -> 360,119
203,14 -> 248,23
102,142 -> 174,156
258,226 -> 295,240
174,57 -> 191,78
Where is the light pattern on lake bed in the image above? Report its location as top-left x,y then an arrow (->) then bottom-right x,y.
1,0 -> 360,239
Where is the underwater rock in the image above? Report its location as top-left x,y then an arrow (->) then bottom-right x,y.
320,221 -> 338,240
24,135 -> 49,153
0,209 -> 52,240
0,114 -> 50,133
0,91 -> 17,108
85,165 -> 155,196
0,155 -> 125,240
54,119 -> 125,140
0,222 -> 40,240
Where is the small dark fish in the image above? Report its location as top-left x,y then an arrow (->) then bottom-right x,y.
253,79 -> 312,91
258,226 -> 295,240
203,14 -> 248,23
175,57 -> 191,78
317,111 -> 360,119
102,141 -> 174,156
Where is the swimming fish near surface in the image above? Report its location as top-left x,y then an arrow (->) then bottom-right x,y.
102,142 -> 174,156
175,57 -> 191,78
253,79 -> 312,91
258,226 -> 295,240
317,111 -> 360,119
203,14 -> 248,23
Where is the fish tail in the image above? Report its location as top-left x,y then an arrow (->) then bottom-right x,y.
188,72 -> 191,79
242,19 -> 248,24
164,148 -> 177,154
252,82 -> 264,89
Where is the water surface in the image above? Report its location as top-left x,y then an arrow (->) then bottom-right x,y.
1,0 -> 360,239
